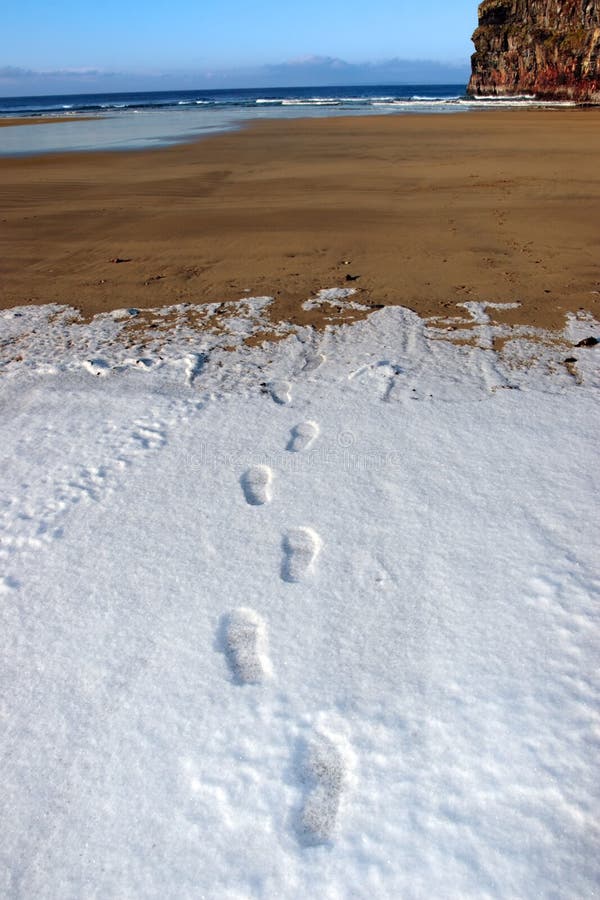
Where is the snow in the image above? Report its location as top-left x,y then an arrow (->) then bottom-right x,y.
1,297 -> 599,897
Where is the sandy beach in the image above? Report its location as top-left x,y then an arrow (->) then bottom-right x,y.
1,109 -> 599,331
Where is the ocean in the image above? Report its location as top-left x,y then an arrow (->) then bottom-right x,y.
0,84 -> 570,155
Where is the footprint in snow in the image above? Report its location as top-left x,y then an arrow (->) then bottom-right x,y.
268,380 -> 292,405
241,465 -> 273,506
222,608 -> 272,684
348,361 -> 403,401
281,527 -> 322,582
297,730 -> 350,846
287,421 -> 319,453
186,352 -> 208,386
0,575 -> 21,594
131,423 -> 167,451
302,352 -> 326,373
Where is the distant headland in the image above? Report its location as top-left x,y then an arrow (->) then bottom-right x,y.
468,0 -> 600,103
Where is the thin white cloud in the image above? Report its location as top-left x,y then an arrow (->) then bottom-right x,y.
0,65 -> 118,80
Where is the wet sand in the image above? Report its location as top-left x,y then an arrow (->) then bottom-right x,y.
0,116 -> 97,127
1,110 -> 599,331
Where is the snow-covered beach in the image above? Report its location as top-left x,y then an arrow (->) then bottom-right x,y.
1,297 -> 598,897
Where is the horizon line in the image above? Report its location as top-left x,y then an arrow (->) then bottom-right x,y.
0,80 -> 471,101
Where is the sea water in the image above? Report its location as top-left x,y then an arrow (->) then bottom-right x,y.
0,84 -> 574,155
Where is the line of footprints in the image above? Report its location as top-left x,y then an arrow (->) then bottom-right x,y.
222,415 -> 351,847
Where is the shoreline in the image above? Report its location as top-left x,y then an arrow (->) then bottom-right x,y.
1,109 -> 599,333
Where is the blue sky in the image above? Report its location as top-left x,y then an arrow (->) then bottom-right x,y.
1,0 -> 478,94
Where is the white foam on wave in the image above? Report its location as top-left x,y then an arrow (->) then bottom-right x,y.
258,97 -> 367,107
468,95 -> 576,107
281,99 -> 340,106
411,95 -> 462,101
371,95 -> 576,110
471,93 -> 537,101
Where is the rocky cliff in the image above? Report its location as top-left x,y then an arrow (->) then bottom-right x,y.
468,0 -> 600,103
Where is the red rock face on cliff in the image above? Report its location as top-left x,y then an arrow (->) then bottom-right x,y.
468,0 -> 600,102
